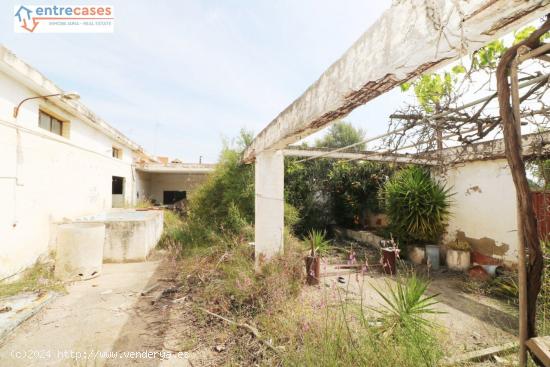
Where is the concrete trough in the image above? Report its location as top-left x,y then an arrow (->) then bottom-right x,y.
55,222 -> 105,281
75,210 -> 164,263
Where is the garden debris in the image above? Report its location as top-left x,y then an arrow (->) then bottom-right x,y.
441,342 -> 517,365
197,306 -> 282,356
526,336 -> 550,366
151,286 -> 180,305
140,283 -> 160,296
172,296 -> 187,304
468,265 -> 490,281
471,251 -> 502,266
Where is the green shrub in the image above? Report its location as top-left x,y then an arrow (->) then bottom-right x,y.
158,209 -> 185,248
283,275 -> 443,366
327,160 -> 393,229
373,275 -> 441,338
188,144 -> 254,237
285,158 -> 333,235
380,166 -> 452,245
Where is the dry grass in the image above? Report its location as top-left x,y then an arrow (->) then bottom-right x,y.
0,260 -> 64,299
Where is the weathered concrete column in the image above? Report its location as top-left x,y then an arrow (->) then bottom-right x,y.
254,150 -> 284,268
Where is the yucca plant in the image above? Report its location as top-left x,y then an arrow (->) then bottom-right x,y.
381,166 -> 452,245
372,275 -> 441,337
304,230 -> 331,285
306,229 -> 331,257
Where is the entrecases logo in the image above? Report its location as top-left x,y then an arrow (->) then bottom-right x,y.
14,5 -> 114,33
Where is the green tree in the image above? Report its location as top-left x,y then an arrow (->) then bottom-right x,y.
315,121 -> 366,150
286,122 -> 391,235
327,161 -> 393,228
188,130 -> 255,236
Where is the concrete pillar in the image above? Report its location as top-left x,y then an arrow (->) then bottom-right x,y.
254,150 -> 284,268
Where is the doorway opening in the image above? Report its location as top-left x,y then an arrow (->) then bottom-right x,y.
112,176 -> 125,208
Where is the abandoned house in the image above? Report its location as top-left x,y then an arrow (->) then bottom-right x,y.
0,45 -> 214,281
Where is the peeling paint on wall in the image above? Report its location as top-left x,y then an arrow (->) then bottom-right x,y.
456,230 -> 510,257
465,185 -> 482,195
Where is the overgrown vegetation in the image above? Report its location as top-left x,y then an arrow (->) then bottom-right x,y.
0,260 -> 63,299
380,166 -> 452,247
327,161 -> 393,228
285,121 -> 394,235
280,275 -> 443,366
164,129 -> 445,365
169,129 -> 305,319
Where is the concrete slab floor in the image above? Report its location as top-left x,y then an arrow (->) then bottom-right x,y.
0,292 -> 58,341
0,261 -> 168,367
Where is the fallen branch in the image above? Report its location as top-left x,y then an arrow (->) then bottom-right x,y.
197,306 -> 282,356
151,286 -> 181,305
141,283 -> 160,296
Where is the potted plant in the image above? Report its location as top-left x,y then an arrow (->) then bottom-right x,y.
446,239 -> 471,271
304,229 -> 331,285
380,166 -> 452,268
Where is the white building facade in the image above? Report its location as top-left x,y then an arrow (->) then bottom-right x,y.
0,46 -> 212,280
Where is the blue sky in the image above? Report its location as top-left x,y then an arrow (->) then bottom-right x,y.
2,1 -> 410,162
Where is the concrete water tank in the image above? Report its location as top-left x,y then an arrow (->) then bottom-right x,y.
54,223 -> 105,281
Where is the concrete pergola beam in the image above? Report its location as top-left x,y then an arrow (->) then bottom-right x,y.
437,130 -> 550,164
283,148 -> 438,165
243,0 -> 550,162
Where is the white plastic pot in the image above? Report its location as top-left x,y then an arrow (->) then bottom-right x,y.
446,249 -> 470,271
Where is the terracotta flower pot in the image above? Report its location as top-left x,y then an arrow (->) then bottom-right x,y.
305,256 -> 321,285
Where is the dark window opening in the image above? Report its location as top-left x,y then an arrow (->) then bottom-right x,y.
163,190 -> 186,204
112,176 -> 124,195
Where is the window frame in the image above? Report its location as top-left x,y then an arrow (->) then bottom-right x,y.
112,146 -> 123,159
38,110 -> 66,137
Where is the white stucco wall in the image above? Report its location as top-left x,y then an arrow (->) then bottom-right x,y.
441,159 -> 519,263
147,172 -> 210,204
135,171 -> 152,204
0,70 -> 139,280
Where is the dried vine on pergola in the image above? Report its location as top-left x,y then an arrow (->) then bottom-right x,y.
381,23 -> 550,171
385,17 -> 550,366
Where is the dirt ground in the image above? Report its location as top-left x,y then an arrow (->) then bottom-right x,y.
0,250 -> 190,367
0,243 -> 521,366
317,241 -> 519,365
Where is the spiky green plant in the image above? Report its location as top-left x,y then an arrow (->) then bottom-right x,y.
373,275 -> 441,337
306,229 -> 331,257
381,166 -> 452,245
